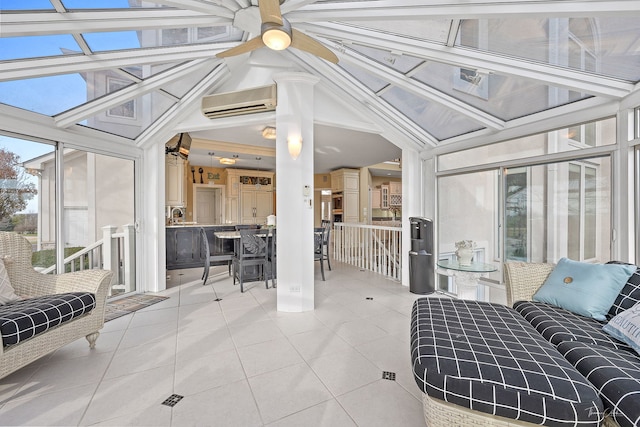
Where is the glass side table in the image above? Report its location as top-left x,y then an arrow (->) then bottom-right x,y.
437,260 -> 498,300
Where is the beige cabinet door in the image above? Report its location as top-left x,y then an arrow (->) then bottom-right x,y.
254,191 -> 273,224
371,188 -> 381,209
240,190 -> 256,224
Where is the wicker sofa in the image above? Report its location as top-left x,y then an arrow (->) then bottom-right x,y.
0,232 -> 112,380
411,261 -> 640,427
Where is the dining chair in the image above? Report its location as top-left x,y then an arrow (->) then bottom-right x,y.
200,227 -> 233,286
232,228 -> 270,292
322,221 -> 332,271
267,228 -> 276,288
314,228 -> 326,281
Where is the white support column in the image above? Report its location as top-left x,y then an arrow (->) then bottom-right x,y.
146,141 -> 165,293
122,223 -> 136,294
102,225 -> 118,276
401,147 -> 423,287
274,72 -> 320,312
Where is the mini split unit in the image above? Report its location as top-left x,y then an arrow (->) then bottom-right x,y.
201,84 -> 277,119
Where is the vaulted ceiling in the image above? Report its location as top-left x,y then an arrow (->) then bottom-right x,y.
1,0 -> 639,172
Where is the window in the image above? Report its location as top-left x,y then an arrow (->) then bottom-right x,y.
106,77 -> 136,119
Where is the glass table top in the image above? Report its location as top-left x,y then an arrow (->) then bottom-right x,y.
437,260 -> 498,273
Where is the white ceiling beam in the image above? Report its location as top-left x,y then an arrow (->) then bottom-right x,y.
433,96 -> 619,155
132,0 -> 239,15
446,19 -> 461,47
290,50 -> 438,150
54,59 -> 215,128
281,0 -> 320,14
136,64 -> 231,149
0,104 -> 139,157
0,43 -> 236,81
288,0 -> 640,22
301,22 -> 634,98
2,10 -> 232,36
339,46 -> 505,130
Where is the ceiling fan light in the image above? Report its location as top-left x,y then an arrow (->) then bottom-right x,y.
262,21 -> 291,51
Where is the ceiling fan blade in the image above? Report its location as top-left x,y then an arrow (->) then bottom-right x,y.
291,29 -> 338,64
259,0 -> 283,25
216,36 -> 265,58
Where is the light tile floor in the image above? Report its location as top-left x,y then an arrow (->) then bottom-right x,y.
0,262 -> 433,426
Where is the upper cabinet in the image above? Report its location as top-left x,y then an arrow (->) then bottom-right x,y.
226,169 -> 274,225
165,156 -> 186,207
389,181 -> 402,207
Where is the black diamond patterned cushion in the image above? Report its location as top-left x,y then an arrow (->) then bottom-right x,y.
606,262 -> 640,319
0,292 -> 96,347
559,341 -> 640,427
411,298 -> 603,426
513,300 -> 632,351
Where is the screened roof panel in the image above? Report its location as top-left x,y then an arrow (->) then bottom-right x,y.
83,31 -> 142,52
1,0 -> 639,153
338,62 -> 389,93
81,91 -> 176,139
411,61 -> 592,122
382,86 -> 484,141
348,44 -> 424,74
60,0 -> 149,9
2,0 -> 53,10
0,35 -> 81,60
458,18 -> 640,82
0,74 -> 88,115
339,19 -> 451,44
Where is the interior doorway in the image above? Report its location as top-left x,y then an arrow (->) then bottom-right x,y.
194,186 -> 224,224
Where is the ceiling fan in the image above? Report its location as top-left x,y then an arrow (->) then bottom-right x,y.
216,0 -> 338,64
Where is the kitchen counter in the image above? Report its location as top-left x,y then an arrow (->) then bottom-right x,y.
166,224 -> 237,270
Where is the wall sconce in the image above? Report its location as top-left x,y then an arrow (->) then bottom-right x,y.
262,126 -> 277,140
287,136 -> 302,160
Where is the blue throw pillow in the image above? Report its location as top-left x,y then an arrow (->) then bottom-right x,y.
533,258 -> 636,321
603,302 -> 640,356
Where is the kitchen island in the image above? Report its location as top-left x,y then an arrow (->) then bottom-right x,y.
166,224 -> 236,270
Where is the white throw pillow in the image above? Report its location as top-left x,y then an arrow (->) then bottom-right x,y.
0,257 -> 20,305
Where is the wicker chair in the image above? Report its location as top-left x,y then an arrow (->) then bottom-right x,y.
0,232 -> 112,380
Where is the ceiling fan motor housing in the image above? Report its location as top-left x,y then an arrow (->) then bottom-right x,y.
261,19 -> 292,50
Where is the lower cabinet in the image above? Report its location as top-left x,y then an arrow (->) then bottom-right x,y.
166,225 -> 235,270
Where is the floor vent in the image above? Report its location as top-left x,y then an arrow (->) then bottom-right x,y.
161,394 -> 184,407
366,297 -> 374,300
382,371 -> 396,381
214,298 -> 223,302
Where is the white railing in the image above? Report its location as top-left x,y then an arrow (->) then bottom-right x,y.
40,224 -> 136,296
333,223 -> 402,281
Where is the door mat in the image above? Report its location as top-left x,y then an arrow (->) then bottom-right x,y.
105,294 -> 169,322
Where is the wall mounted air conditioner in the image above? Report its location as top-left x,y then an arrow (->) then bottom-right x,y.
201,84 -> 277,119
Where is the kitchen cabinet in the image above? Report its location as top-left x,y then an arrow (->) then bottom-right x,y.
389,181 -> 402,207
330,168 -> 359,223
226,169 -> 274,225
241,189 -> 273,224
380,184 -> 389,210
371,188 -> 381,209
166,225 -> 235,270
165,156 -> 186,207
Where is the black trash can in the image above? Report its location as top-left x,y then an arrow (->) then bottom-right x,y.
409,217 -> 434,294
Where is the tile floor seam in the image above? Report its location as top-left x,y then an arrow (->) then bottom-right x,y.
220,288 -> 268,427
76,317 -> 130,427
168,290 -> 183,427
